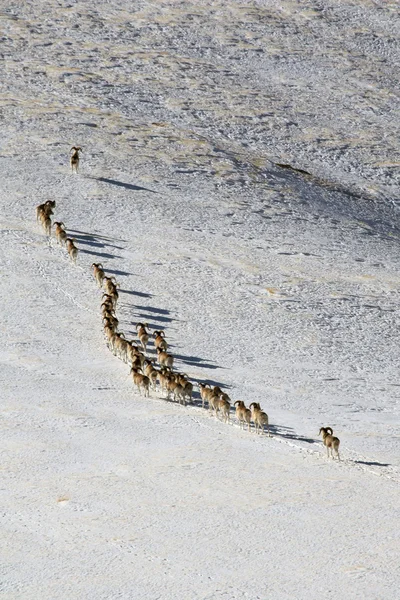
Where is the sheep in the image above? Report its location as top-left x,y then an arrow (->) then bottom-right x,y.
207,389 -> 221,413
220,391 -> 231,404
40,212 -> 52,236
156,347 -> 174,370
130,366 -> 150,397
126,343 -> 146,369
70,146 -> 82,173
103,324 -> 116,352
53,222 -> 67,245
65,238 -> 78,264
166,372 -> 192,406
102,288 -> 118,310
198,383 -> 222,410
162,372 -> 186,406
113,333 -> 129,362
199,383 -> 213,409
102,293 -> 115,309
147,368 -> 158,392
143,360 -> 158,391
165,373 -> 180,401
136,322 -> 150,353
36,200 -> 55,222
103,314 -> 118,332
319,427 -> 340,460
130,353 -> 143,371
153,330 -> 168,351
102,279 -> 118,308
103,276 -> 118,295
249,403 -> 270,436
214,395 -> 231,423
234,400 -> 251,431
92,263 -> 106,288
179,376 -> 193,405
173,383 -> 187,406
158,367 -> 173,397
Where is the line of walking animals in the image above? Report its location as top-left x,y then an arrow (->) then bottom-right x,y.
33,147 -> 341,460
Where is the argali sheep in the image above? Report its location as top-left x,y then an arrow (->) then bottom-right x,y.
92,263 -> 106,288
153,330 -> 168,352
143,360 -> 158,391
319,427 -> 340,460
136,323 -> 150,353
157,367 -> 173,397
53,222 -> 67,245
130,366 -> 150,397
198,383 -> 213,409
36,200 -> 55,222
40,212 -> 52,236
214,395 -> 231,423
249,403 -> 270,436
65,238 -> 78,264
103,276 -> 118,296
234,400 -> 251,431
156,347 -> 173,370
70,146 -> 82,173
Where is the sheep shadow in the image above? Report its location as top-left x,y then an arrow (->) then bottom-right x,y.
88,175 -> 158,194
188,376 -> 232,390
354,460 -> 391,467
135,305 -> 170,315
132,305 -> 174,325
67,231 -> 125,251
67,228 -> 127,244
105,268 -> 133,277
174,353 -> 222,370
119,289 -> 154,299
136,313 -> 174,324
79,248 -> 122,260
269,424 -> 317,444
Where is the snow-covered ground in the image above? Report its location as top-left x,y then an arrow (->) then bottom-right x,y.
1,1 -> 399,598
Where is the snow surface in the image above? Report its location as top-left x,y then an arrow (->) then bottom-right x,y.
1,0 -> 399,598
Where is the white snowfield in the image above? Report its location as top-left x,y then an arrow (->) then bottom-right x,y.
1,1 -> 399,598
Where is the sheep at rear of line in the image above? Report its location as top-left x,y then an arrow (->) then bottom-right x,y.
319,427 -> 340,460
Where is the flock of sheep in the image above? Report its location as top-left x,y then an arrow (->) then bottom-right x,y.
33,148 -> 341,460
